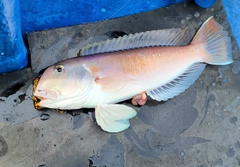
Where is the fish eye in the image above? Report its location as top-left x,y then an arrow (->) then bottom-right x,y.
53,64 -> 65,74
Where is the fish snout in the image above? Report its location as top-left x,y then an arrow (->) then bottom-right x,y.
34,89 -> 59,100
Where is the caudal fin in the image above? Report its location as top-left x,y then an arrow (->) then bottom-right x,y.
191,16 -> 233,65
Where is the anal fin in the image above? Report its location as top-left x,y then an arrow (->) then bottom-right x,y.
147,63 -> 206,101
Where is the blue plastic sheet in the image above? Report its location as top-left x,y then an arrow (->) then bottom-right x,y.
222,0 -> 240,48
194,0 -> 217,8
20,0 -> 186,37
0,0 -> 27,74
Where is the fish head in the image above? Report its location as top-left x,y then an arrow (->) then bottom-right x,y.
33,60 -> 93,109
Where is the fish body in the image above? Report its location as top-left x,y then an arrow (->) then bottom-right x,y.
34,17 -> 233,132
69,46 -> 199,106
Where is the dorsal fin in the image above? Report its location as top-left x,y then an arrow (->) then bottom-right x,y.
80,28 -> 187,56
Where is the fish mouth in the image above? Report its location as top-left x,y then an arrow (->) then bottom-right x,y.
32,77 -> 59,109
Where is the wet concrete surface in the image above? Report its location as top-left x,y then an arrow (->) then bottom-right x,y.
1,1 -> 240,167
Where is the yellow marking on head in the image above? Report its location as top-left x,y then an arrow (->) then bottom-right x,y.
33,77 -> 42,110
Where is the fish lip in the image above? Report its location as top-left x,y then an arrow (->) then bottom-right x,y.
33,88 -> 59,100
33,89 -> 60,109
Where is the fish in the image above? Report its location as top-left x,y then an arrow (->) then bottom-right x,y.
33,17 -> 233,132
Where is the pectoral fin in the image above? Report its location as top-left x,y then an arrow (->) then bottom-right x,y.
95,75 -> 133,92
95,104 -> 137,132
83,64 -> 133,92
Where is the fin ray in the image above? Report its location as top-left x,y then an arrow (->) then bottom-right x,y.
147,63 -> 206,101
191,16 -> 233,65
95,75 -> 133,92
80,29 -> 188,56
95,104 -> 137,132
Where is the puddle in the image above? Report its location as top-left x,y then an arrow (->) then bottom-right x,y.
0,82 -> 25,97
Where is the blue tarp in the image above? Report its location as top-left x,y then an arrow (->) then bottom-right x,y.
20,0 -> 185,37
222,0 -> 240,48
0,0 -> 27,74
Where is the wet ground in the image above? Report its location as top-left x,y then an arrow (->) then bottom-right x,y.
1,1 -> 240,167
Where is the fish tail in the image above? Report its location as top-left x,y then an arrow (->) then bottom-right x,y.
191,16 -> 233,65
